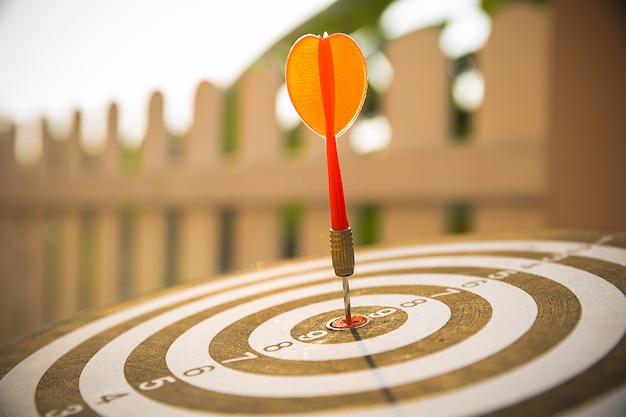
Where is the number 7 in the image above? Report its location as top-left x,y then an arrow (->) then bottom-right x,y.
430,288 -> 460,298
222,351 -> 258,363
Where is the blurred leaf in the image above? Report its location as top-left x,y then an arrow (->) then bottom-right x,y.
481,0 -> 549,16
267,0 -> 396,71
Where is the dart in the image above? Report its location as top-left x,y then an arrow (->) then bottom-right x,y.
285,32 -> 367,325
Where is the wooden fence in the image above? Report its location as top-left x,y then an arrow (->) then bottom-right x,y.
0,4 -> 549,344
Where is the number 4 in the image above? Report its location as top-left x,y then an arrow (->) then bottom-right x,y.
97,392 -> 129,404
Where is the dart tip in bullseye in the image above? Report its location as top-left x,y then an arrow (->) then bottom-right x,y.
327,314 -> 369,330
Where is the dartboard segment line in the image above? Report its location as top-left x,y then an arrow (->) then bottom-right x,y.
361,262 -> 626,417
383,307 -> 625,416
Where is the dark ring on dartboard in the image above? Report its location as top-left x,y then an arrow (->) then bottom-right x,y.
206,283 -> 487,375
114,268 -> 576,414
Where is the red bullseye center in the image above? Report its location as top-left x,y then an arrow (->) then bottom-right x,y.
327,315 -> 369,330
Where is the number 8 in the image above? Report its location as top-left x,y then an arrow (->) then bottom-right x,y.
264,341 -> 293,352
400,299 -> 427,308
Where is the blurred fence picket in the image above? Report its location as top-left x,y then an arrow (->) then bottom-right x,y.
0,4 -> 549,344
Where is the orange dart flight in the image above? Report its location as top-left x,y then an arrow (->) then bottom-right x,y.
285,32 -> 367,231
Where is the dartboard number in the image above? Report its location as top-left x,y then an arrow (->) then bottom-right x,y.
138,376 -> 176,391
430,288 -> 461,298
298,330 -> 328,341
369,308 -> 397,318
222,352 -> 258,363
401,286 -> 469,308
462,280 -> 487,288
401,298 -> 427,308
96,392 -> 129,404
263,341 -> 293,352
44,405 -> 83,417
183,365 -> 215,376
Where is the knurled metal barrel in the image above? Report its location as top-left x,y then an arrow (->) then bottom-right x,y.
330,228 -> 355,277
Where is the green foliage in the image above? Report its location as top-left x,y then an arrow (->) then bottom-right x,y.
42,211 -> 62,317
118,205 -> 139,298
282,125 -> 304,157
481,0 -> 549,16
78,210 -> 98,309
445,202 -> 472,234
120,144 -> 142,175
280,202 -> 302,258
218,208 -> 235,272
168,133 -> 185,165
361,86 -> 381,117
221,86 -> 239,157
356,204 -> 381,246
164,208 -> 181,287
268,0 -> 396,69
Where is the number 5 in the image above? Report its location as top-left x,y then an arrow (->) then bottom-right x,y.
138,376 -> 176,391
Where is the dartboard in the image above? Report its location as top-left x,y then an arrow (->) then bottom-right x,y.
1,231 -> 625,417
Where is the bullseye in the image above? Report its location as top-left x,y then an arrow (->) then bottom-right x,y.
327,315 -> 369,330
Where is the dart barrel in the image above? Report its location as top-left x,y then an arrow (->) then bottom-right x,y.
330,228 -> 355,277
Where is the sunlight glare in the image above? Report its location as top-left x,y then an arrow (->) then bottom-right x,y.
367,52 -> 394,93
439,10 -> 491,58
452,69 -> 485,112
0,0 -> 336,152
349,115 -> 392,155
380,0 -> 491,58
275,84 -> 301,130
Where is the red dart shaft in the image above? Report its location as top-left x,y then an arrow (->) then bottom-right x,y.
319,35 -> 349,231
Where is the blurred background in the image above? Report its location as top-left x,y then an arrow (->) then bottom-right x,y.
0,0 -> 624,344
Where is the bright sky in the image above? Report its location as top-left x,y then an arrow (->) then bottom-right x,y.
0,0 -> 336,141
0,0 -> 489,161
